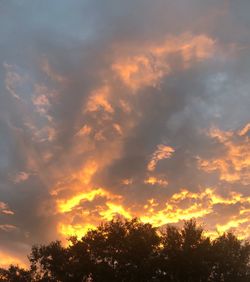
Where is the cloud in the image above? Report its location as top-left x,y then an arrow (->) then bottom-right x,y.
198,125 -> 250,185
57,188 -> 121,213
112,33 -> 215,91
0,202 -> 14,215
11,171 -> 30,184
144,177 -> 168,186
85,85 -> 114,114
0,0 -> 250,267
147,144 -> 175,171
0,224 -> 18,232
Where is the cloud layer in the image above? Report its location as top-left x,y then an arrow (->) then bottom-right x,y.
0,0 -> 250,266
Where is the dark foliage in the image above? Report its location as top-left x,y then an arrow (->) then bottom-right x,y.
1,218 -> 250,282
0,265 -> 31,282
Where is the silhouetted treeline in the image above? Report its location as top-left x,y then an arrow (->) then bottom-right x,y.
1,218 -> 250,282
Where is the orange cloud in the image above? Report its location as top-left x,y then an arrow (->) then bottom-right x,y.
85,85 -> 114,114
139,187 -> 250,239
57,194 -> 127,240
57,188 -> 121,213
198,124 -> 250,184
148,144 -> 175,171
58,222 -> 96,240
122,178 -> 133,185
55,170 -> 250,242
50,160 -> 98,198
112,55 -> 169,92
140,189 -> 211,226
238,123 -> 250,136
75,125 -> 92,137
216,218 -> 249,236
144,176 -> 168,186
100,202 -> 132,221
112,33 -> 215,91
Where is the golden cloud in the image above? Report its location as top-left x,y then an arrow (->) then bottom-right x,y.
57,188 -> 121,213
55,181 -> 250,241
198,124 -> 250,184
140,188 -> 250,239
144,176 -> 168,186
99,202 -> 132,221
58,222 -> 96,240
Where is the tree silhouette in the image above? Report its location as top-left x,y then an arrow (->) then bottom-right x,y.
0,265 -> 31,282
82,218 -> 160,282
1,218 -> 250,282
211,233 -> 250,282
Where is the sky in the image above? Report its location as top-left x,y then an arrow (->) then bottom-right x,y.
0,0 -> 250,267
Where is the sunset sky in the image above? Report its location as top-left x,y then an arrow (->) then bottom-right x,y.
0,0 -> 250,267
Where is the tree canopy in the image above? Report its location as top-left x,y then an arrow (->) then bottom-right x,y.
1,218 -> 250,282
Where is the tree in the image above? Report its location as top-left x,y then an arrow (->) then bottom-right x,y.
160,220 -> 213,282
29,240 -> 92,281
0,265 -> 31,282
82,217 -> 160,282
211,233 -> 250,282
1,218 -> 250,281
